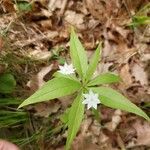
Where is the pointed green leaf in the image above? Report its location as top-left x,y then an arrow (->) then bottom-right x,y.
85,44 -> 101,81
53,72 -> 79,83
0,73 -> 16,93
70,28 -> 88,78
66,92 -> 84,150
60,108 -> 70,124
92,87 -> 150,121
88,73 -> 121,86
19,77 -> 81,108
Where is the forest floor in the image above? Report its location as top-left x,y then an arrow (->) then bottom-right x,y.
0,0 -> 150,150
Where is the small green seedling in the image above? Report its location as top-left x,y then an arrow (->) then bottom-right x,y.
0,73 -> 28,128
0,73 -> 16,94
129,16 -> 150,27
128,2 -> 150,28
19,28 -> 150,150
15,0 -> 32,12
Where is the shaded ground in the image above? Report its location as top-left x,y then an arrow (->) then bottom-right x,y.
0,0 -> 150,149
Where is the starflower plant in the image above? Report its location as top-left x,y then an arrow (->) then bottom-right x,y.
19,28 -> 150,150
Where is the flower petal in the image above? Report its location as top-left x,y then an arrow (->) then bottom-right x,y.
82,90 -> 100,109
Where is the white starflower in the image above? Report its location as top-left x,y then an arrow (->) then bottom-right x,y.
58,62 -> 75,75
82,90 -> 100,109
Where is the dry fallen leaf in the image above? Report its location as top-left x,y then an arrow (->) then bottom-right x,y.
71,117 -> 99,150
102,40 -> 114,58
90,120 -> 101,136
1,0 -> 15,12
95,62 -> 114,76
27,65 -> 53,92
132,120 -> 150,147
28,49 -> 52,60
72,134 -> 100,150
141,54 -> 150,61
34,101 -> 60,117
105,109 -> 122,132
80,118 -> 92,135
98,131 -> 118,150
119,64 -> 132,88
58,95 -> 75,108
39,19 -> 52,30
84,0 -> 108,22
41,9 -> 52,18
64,10 -> 85,30
132,63 -> 148,86
48,0 -> 62,11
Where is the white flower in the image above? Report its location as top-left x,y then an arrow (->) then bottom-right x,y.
82,90 -> 100,109
58,62 -> 75,75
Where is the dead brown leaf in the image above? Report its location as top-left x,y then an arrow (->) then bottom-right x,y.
28,49 -> 52,61
27,65 -> 53,92
58,95 -> 74,108
84,0 -> 121,23
119,64 -> 132,88
72,134 -> 100,150
131,63 -> 148,86
34,101 -> 60,117
2,0 -> 15,12
39,20 -> 52,30
64,10 -> 85,30
90,120 -> 101,136
105,109 -> 122,132
48,0 -> 62,12
95,62 -> 114,76
129,120 -> 150,147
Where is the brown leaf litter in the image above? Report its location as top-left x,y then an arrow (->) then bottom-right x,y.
0,0 -> 150,149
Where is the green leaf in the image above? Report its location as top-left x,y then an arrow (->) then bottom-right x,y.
0,98 -> 22,106
92,87 -> 150,121
85,44 -> 101,81
53,72 -> 79,83
66,92 -> 84,150
129,16 -> 150,27
60,108 -> 70,124
17,1 -> 32,12
0,110 -> 28,128
88,73 -> 121,86
70,28 -> 88,78
0,73 -> 16,93
143,102 -> 150,108
19,77 -> 81,108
